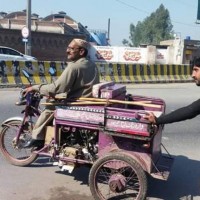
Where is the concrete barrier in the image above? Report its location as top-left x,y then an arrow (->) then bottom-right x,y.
0,61 -> 193,87
96,63 -> 193,83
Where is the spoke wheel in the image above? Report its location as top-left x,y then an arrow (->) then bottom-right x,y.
89,153 -> 147,200
0,120 -> 38,166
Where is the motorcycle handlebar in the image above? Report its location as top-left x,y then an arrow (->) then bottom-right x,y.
15,90 -> 42,106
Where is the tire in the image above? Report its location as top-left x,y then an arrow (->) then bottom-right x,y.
89,153 -> 147,200
0,120 -> 38,166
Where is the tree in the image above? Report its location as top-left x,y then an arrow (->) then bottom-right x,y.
123,4 -> 174,46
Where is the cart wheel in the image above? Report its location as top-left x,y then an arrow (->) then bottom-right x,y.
89,153 -> 147,200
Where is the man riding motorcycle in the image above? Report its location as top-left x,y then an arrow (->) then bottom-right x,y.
23,38 -> 99,148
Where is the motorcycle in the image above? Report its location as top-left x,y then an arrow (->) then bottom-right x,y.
0,69 -> 174,200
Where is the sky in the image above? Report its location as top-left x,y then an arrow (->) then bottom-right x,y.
0,0 -> 200,46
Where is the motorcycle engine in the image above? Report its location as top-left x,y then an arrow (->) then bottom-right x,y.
59,126 -> 98,161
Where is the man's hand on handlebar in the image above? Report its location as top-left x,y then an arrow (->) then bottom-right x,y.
22,86 -> 34,97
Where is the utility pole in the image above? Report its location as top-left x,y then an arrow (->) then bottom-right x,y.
26,0 -> 31,55
107,18 -> 110,45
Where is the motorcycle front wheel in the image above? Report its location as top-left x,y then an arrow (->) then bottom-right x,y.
0,120 -> 38,166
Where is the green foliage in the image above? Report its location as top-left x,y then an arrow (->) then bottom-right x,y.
122,4 -> 174,46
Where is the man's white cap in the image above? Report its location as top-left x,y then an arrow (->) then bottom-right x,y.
72,38 -> 90,50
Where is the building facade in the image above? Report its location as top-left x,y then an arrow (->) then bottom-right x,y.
0,11 -> 90,61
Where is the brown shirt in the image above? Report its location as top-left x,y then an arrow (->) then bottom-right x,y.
32,57 -> 99,98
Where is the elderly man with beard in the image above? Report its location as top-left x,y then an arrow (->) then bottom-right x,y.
145,57 -> 200,125
23,38 -> 99,148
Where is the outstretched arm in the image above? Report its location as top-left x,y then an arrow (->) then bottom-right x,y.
31,64 -> 76,97
145,99 -> 200,125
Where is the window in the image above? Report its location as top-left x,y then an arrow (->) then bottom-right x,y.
7,49 -> 21,56
1,48 -> 21,56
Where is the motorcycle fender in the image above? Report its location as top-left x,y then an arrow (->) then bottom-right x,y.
1,117 -> 23,127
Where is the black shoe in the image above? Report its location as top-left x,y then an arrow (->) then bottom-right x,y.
23,139 -> 44,148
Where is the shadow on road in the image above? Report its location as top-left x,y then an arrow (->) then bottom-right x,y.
31,156 -> 91,185
29,156 -> 55,168
26,154 -> 200,199
55,166 -> 91,186
147,155 -> 200,200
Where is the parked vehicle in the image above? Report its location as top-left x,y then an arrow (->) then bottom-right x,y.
0,46 -> 37,61
0,69 -> 174,200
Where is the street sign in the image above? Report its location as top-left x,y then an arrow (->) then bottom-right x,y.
21,26 -> 29,38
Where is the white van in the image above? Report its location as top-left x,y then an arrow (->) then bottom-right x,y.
0,46 -> 37,61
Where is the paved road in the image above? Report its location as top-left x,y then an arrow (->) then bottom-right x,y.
0,83 -> 200,200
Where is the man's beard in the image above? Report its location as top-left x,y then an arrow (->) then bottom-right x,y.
195,80 -> 200,86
